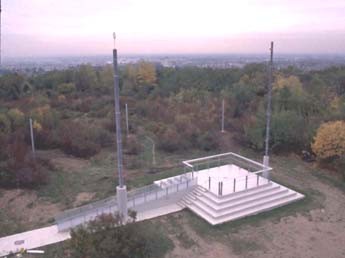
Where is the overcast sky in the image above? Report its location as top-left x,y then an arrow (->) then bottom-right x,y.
2,0 -> 345,57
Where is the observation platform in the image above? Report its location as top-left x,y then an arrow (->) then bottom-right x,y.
155,152 -> 304,225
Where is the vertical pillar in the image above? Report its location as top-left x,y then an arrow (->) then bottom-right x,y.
221,99 -> 225,133
263,155 -> 270,179
29,118 -> 36,158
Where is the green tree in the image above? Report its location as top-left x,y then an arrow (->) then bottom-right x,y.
70,212 -> 172,258
74,64 -> 99,91
57,82 -> 76,95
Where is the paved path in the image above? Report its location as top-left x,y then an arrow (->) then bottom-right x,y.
0,225 -> 70,257
0,203 -> 183,257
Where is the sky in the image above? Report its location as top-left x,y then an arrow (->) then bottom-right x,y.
2,0 -> 345,57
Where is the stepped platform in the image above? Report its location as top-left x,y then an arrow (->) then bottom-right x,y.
156,152 -> 304,225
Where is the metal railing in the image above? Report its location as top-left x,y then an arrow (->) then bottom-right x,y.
183,152 -> 272,177
55,176 -> 196,231
183,152 -> 272,196
202,172 -> 270,196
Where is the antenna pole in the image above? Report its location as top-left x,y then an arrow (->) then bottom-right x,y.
263,41 -> 274,178
221,99 -> 225,133
29,118 -> 36,159
112,32 -> 128,220
125,103 -> 129,137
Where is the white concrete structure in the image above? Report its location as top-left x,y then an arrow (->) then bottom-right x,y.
155,152 -> 304,225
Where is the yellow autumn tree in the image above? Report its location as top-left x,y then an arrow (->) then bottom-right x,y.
136,61 -> 157,86
312,121 -> 345,160
274,75 -> 304,95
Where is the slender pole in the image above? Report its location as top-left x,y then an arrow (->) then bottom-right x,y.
125,103 -> 129,137
29,118 -> 36,158
146,137 -> 156,166
264,42 -> 274,170
112,35 -> 124,188
221,99 -> 225,133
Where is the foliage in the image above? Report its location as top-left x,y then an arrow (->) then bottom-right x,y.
0,133 -> 48,188
312,121 -> 345,160
7,108 -> 25,131
69,213 -> 173,258
0,113 -> 11,134
57,82 -> 76,95
56,121 -> 113,158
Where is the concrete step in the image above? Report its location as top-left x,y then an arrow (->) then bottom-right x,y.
213,193 -> 304,225
194,190 -> 297,219
188,190 -> 299,224
197,187 -> 288,212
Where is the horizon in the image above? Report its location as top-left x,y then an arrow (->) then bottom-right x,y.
2,0 -> 345,58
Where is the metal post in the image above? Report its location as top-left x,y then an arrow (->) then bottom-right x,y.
257,174 -> 259,186
152,142 -> 156,166
208,176 -> 211,190
221,99 -> 225,133
113,33 -> 128,220
245,176 -> 248,189
263,41 -> 274,179
125,103 -> 129,137
29,118 -> 36,158
221,182 -> 223,196
233,178 -> 236,193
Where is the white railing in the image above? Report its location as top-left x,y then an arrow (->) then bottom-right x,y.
183,152 -> 272,177
56,176 -> 197,231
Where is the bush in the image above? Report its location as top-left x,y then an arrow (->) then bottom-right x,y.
124,135 -> 142,155
70,212 -> 173,258
158,127 -> 184,152
7,108 -> 25,131
312,121 -> 345,160
57,82 -> 76,95
0,134 -> 48,188
196,131 -> 220,151
58,121 -> 102,158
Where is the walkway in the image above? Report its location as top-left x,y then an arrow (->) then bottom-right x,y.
0,202 -> 183,257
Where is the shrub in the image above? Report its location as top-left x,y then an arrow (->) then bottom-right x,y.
58,121 -> 101,158
1,134 -> 48,188
70,213 -> 173,258
158,127 -> 183,152
0,113 -> 10,134
57,82 -> 76,95
196,131 -> 220,151
312,121 -> 345,160
7,108 -> 25,131
124,135 -> 142,155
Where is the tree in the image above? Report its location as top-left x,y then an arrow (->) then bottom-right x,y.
7,108 -> 25,131
74,64 -> 99,91
312,121 -> 345,160
57,82 -> 76,95
70,212 -> 172,258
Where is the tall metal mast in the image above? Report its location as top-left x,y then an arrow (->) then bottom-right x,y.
112,33 -> 128,219
112,33 -> 124,188
263,42 -> 274,178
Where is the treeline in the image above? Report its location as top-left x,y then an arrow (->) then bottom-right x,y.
0,62 -> 345,188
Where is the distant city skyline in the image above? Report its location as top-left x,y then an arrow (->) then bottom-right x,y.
2,0 -> 345,58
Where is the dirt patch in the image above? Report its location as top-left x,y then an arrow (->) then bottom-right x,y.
73,192 -> 96,207
0,189 -> 61,227
37,149 -> 89,172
